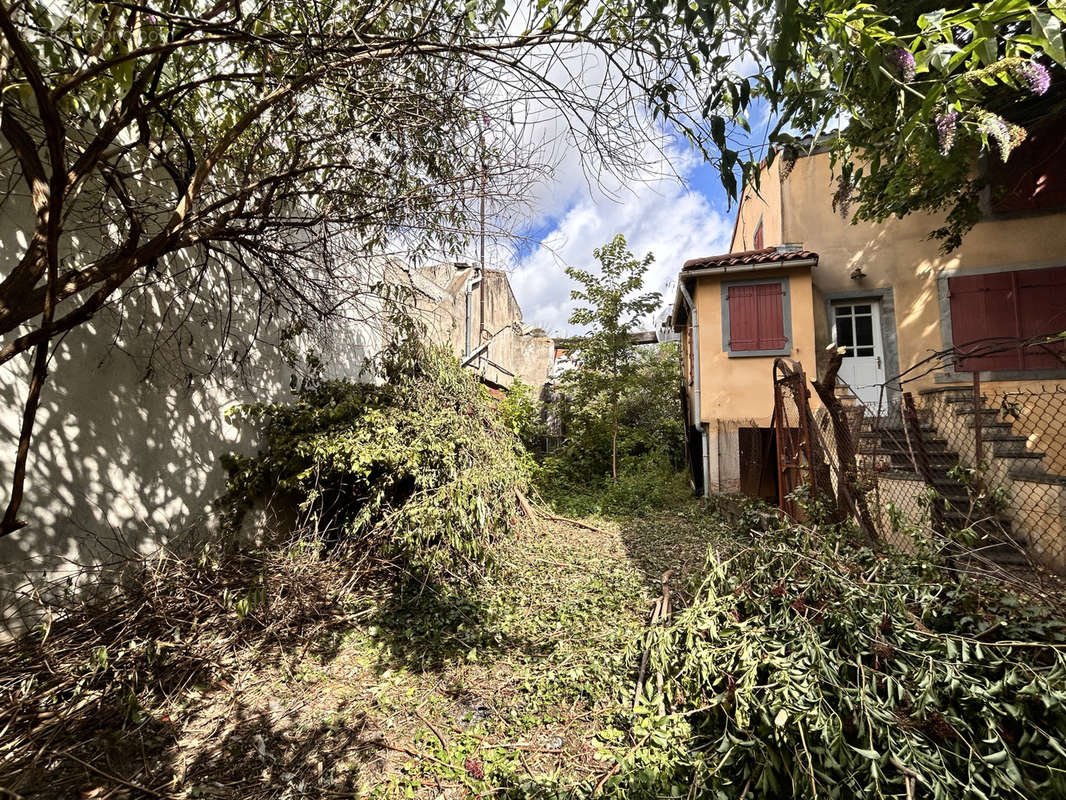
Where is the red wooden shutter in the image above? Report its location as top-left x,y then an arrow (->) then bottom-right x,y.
949,267 -> 1066,371
949,273 -> 1019,371
753,223 -> 764,250
729,282 -> 786,352
755,283 -> 787,349
1017,266 -> 1066,369
728,284 -> 760,351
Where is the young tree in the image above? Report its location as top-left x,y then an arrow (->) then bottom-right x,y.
564,234 -> 659,481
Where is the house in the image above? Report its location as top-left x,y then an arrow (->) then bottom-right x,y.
672,132 -> 1066,506
390,261 -> 555,389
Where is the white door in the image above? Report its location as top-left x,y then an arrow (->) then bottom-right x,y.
831,300 -> 887,411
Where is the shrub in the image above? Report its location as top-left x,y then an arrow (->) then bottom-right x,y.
543,342 -> 686,498
537,453 -> 691,518
221,346 -> 529,586
622,524 -> 1066,799
497,377 -> 546,454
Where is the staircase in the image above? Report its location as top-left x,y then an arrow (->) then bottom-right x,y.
849,389 -> 1030,566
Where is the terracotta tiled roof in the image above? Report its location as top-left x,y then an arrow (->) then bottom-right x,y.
681,247 -> 818,271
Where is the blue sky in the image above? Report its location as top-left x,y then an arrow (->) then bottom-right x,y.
506,100 -> 774,336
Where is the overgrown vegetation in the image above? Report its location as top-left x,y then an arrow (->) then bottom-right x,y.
0,491 -> 721,798
0,533 -> 377,797
221,343 -> 528,587
4,480 -> 1065,799
5,290 -> 1066,799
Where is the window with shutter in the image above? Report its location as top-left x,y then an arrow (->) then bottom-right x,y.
949,266 -> 1066,371
753,221 -> 764,250
723,278 -> 791,357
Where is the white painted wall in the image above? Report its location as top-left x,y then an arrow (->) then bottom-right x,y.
0,243 -> 388,634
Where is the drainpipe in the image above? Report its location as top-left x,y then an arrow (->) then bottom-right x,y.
464,267 -> 482,358
679,280 -> 711,498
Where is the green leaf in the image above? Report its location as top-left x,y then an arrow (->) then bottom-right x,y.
1033,9 -> 1066,64
849,745 -> 880,760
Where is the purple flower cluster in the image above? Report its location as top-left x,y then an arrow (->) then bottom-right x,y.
935,109 -> 959,155
886,47 -> 916,82
1012,61 -> 1051,96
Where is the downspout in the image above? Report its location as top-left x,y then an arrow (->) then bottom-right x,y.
679,280 -> 711,498
465,283 -> 472,357
464,268 -> 483,358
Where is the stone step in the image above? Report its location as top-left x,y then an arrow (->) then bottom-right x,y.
861,439 -> 952,455
887,451 -> 958,467
979,434 -> 1041,458
965,421 -> 1015,434
945,391 -> 987,405
941,510 -> 1016,538
955,407 -> 999,420
993,448 -> 1045,461
965,541 -> 1031,567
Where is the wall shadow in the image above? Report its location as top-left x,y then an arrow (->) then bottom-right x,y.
0,253 -> 385,636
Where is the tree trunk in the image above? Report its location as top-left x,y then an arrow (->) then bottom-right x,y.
612,418 -> 618,481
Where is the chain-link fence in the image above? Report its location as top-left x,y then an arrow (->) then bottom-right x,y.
772,343 -> 1066,582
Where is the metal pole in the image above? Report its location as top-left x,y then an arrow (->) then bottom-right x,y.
973,371 -> 983,466
479,127 -> 486,342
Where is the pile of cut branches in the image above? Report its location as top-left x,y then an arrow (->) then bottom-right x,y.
222,343 -> 530,587
617,524 -> 1066,799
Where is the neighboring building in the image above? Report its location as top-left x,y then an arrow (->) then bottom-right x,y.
390,262 -> 555,389
672,134 -> 1066,498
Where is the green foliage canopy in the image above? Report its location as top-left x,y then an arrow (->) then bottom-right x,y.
658,0 -> 1066,248
559,235 -> 662,482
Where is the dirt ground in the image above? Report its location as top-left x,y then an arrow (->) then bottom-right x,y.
0,503 -> 729,799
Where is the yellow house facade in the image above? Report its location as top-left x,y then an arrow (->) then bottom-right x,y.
673,143 -> 1066,501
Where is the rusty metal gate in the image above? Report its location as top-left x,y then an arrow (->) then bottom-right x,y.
772,358 -> 816,520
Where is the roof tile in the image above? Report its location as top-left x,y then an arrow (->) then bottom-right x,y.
681,247 -> 818,271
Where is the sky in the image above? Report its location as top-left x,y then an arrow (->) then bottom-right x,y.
503,104 -> 773,338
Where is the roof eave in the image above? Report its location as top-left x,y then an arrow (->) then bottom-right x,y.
680,257 -> 818,279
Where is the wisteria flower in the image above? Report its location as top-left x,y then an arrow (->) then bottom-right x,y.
982,113 -> 1010,158
935,109 -> 959,155
1012,61 -> 1051,96
886,47 -> 916,82
979,112 -> 1026,161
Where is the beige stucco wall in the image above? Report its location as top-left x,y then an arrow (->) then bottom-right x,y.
730,157 -> 785,252
781,152 -> 1066,397
692,266 -> 819,426
1011,478 -> 1066,574
399,264 -> 554,389
0,259 -> 384,635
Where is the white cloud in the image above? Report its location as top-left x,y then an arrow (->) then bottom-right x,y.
462,26 -> 749,337
507,151 -> 733,336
